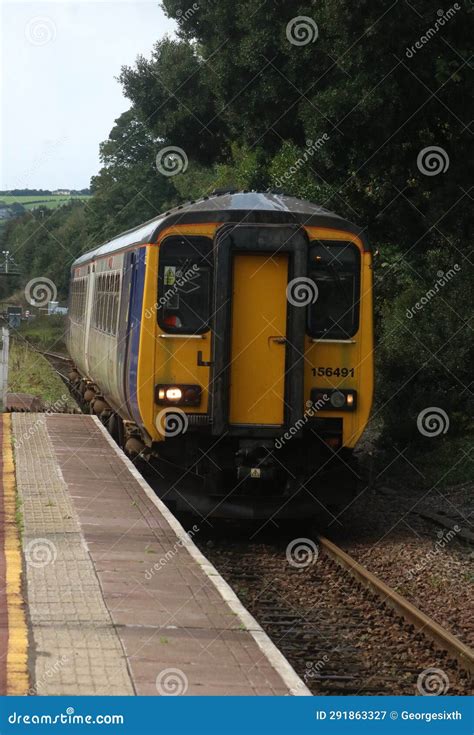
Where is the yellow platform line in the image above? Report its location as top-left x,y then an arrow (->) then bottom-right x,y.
2,413 -> 29,694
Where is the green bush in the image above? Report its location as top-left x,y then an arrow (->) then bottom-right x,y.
375,245 -> 473,447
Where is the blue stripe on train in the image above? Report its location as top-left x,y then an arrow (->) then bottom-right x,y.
126,247 -> 147,427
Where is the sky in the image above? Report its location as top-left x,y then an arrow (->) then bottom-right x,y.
1,1 -> 176,190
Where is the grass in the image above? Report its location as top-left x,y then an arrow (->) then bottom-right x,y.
15,496 -> 24,541
8,339 -> 76,411
0,194 -> 91,211
17,314 -> 68,353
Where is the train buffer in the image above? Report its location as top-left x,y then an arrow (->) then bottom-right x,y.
0,413 -> 309,696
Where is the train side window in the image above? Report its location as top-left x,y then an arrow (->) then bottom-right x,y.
77,280 -> 83,322
91,271 -> 120,335
307,241 -> 360,339
98,276 -> 105,331
109,273 -> 120,335
91,280 -> 96,327
102,276 -> 107,332
158,236 -> 213,334
78,282 -> 81,321
70,282 -> 76,320
94,274 -> 104,332
104,275 -> 109,333
74,281 -> 79,322
112,274 -> 120,334
70,278 -> 86,325
106,274 -> 112,334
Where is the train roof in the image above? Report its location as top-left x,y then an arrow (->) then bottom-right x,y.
72,191 -> 369,267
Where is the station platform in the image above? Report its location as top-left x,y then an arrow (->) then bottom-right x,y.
0,413 -> 309,696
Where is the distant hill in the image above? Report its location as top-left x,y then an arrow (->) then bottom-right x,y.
0,190 -> 91,227
0,188 -> 90,196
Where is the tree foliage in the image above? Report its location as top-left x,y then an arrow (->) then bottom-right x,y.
2,0 -> 472,457
87,109 -> 176,242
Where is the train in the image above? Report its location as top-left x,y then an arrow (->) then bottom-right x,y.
67,191 -> 373,519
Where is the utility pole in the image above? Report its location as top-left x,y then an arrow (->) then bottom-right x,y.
0,251 -> 20,276
1,251 -> 9,275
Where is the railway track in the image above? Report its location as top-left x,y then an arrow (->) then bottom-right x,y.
39,350 -> 81,409
194,531 -> 473,695
27,343 -> 474,694
40,349 -> 73,377
318,536 -> 473,674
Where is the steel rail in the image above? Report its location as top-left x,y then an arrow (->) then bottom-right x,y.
318,535 -> 474,676
40,350 -> 72,362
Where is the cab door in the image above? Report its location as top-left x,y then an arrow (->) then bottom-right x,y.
229,254 -> 289,426
212,225 -> 307,436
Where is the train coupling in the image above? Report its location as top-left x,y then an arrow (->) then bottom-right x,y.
236,465 -> 277,482
235,440 -> 276,481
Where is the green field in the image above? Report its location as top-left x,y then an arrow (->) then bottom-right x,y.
0,194 -> 91,211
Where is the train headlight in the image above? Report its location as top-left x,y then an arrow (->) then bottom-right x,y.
310,388 -> 357,412
155,384 -> 201,407
166,387 -> 183,401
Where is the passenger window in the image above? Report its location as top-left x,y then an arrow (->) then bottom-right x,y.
158,236 -> 213,334
307,241 -> 360,339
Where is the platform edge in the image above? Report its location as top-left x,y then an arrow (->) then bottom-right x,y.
2,413 -> 29,695
92,416 -> 311,696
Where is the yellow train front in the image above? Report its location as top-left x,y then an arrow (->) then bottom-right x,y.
68,191 -> 373,519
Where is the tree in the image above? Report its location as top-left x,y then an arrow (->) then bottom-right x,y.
154,0 -> 472,251
4,203 -> 88,301
87,109 -> 176,242
119,38 -> 228,165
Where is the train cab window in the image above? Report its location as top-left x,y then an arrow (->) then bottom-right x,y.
158,236 -> 213,334
307,241 -> 360,339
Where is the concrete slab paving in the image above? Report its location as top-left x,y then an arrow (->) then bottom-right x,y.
11,413 -> 310,696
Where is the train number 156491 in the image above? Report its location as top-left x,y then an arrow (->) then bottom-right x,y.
311,367 -> 355,378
